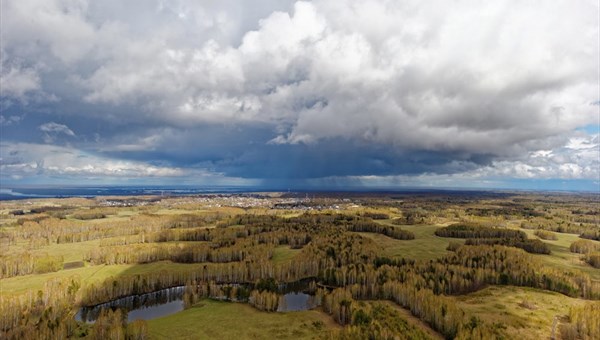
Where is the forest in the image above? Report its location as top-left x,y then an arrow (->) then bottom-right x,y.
0,192 -> 598,339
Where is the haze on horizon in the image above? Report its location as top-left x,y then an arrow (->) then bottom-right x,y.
0,0 -> 599,191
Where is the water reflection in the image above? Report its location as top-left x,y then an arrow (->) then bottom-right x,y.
76,280 -> 320,322
76,286 -> 185,323
277,292 -> 318,312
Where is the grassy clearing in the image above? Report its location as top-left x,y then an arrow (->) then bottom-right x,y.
147,299 -> 338,340
34,239 -> 103,263
357,221 -> 462,260
521,229 -> 600,280
6,239 -> 103,263
271,246 -> 301,264
452,285 -> 591,340
9,238 -> 210,264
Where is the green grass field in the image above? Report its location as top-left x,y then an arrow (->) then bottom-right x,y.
521,229 -> 600,280
271,246 -> 301,264
147,299 -> 338,339
7,238 -> 104,263
453,285 -> 593,340
356,221 -> 463,260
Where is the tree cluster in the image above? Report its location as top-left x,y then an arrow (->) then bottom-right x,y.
560,303 -> 600,340
436,223 -> 551,254
533,229 -> 557,240
0,253 -> 63,278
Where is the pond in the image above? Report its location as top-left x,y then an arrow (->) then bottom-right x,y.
76,286 -> 185,323
76,281 -> 319,322
277,292 -> 318,312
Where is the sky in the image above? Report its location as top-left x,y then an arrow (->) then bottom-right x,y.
0,0 -> 599,191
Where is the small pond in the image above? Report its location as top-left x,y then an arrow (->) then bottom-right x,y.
76,281 -> 319,322
76,286 -> 185,323
277,292 -> 318,312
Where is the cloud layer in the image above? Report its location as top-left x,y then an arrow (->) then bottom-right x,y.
1,0 -> 598,188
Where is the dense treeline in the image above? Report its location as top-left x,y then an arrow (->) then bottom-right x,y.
328,302 -> 434,340
436,223 -> 551,254
181,280 -> 255,308
466,205 -> 545,218
361,212 -> 390,220
0,278 -> 81,339
0,253 -> 63,278
165,212 -> 226,228
435,223 -> 525,239
85,242 -> 274,265
4,211 -> 226,247
90,309 -> 148,340
7,215 -> 165,245
344,221 -> 414,240
249,290 -> 280,311
464,237 -> 551,254
580,230 -> 600,241
521,217 -> 598,236
154,225 -> 313,250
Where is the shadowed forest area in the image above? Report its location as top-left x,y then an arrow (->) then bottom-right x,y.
1,192 -> 599,339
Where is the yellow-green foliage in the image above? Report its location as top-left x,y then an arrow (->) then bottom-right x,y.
90,309 -> 148,340
85,242 -> 273,265
560,303 -> 600,340
249,290 -> 280,312
446,241 -> 462,251
0,253 -> 63,278
534,229 -> 557,240
0,277 -> 81,339
329,302 -> 435,339
322,288 -> 355,325
584,252 -> 600,268
570,239 -> 600,254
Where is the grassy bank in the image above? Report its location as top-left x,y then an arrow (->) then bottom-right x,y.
147,299 -> 338,339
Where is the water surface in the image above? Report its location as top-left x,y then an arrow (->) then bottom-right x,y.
76,286 -> 185,322
76,281 -> 319,322
277,292 -> 318,312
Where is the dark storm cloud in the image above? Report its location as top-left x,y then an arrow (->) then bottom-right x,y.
0,0 -> 598,186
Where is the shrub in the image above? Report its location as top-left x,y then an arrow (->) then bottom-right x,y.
570,239 -> 600,254
534,229 -> 557,240
447,241 -> 462,252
